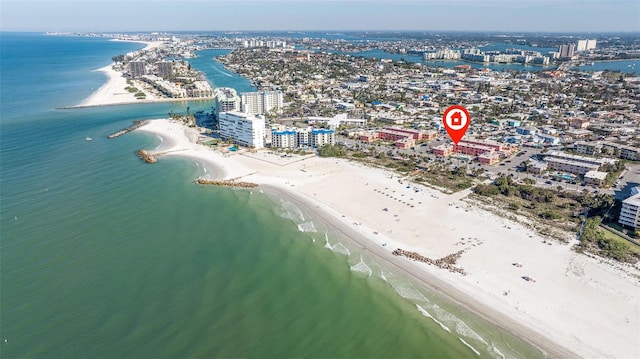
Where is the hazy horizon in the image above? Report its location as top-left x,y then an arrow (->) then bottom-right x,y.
1,0 -> 638,33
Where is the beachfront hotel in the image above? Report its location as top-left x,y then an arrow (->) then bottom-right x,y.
214,88 -> 241,117
241,90 -> 284,116
219,111 -> 265,148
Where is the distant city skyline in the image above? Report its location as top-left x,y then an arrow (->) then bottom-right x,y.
1,0 -> 639,33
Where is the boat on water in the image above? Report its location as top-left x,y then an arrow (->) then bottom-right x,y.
85,137 -> 92,141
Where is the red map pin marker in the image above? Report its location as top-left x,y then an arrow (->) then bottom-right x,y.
442,105 -> 471,144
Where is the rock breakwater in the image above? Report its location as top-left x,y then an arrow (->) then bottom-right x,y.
108,120 -> 149,139
195,178 -> 258,188
392,248 -> 467,275
136,150 -> 157,163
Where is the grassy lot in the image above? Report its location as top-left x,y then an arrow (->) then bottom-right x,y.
598,228 -> 640,256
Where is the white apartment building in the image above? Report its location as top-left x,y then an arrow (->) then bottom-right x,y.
219,111 -> 265,148
306,113 -> 366,128
543,151 -> 615,175
271,129 -> 297,149
619,188 -> 640,229
214,88 -> 241,116
574,141 -> 640,161
270,128 -> 335,149
309,129 -> 335,148
241,90 -> 284,115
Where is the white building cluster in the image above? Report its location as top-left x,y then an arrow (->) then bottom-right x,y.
423,49 -> 461,60
242,39 -> 287,48
215,88 -> 284,117
423,48 -> 550,64
556,40 -> 596,59
141,75 -> 187,98
461,48 -> 550,65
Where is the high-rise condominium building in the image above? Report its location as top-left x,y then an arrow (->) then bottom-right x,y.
156,61 -> 173,79
129,61 -> 147,78
576,39 -> 597,52
213,88 -> 241,116
241,91 -> 284,116
559,44 -> 576,58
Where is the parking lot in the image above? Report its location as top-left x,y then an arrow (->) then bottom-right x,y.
610,163 -> 640,200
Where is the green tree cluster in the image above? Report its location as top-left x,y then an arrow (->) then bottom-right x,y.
579,217 -> 636,262
318,144 -> 346,158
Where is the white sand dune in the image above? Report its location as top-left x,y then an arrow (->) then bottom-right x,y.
136,119 -> 640,359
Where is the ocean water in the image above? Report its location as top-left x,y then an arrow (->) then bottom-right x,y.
0,33 -> 544,358
188,49 -> 257,93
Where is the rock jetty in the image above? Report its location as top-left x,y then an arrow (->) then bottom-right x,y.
195,178 -> 258,188
108,120 -> 149,139
392,248 -> 467,275
136,150 -> 157,163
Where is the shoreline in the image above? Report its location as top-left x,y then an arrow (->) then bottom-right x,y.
132,118 -> 640,359
67,39 -> 214,109
67,63 -> 214,109
259,184 -> 575,358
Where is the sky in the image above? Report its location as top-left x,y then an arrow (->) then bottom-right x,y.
1,0 -> 638,33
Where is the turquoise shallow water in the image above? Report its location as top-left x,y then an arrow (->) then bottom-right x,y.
1,33 -> 545,358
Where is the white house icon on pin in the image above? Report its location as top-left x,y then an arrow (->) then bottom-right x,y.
451,111 -> 462,125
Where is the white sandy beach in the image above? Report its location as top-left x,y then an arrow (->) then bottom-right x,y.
136,119 -> 640,359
